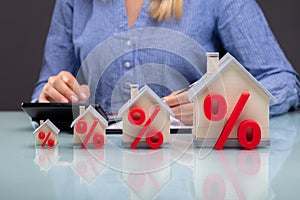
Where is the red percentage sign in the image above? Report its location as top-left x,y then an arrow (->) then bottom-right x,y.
204,92 -> 261,149
75,119 -> 104,149
128,107 -> 163,149
38,131 -> 55,148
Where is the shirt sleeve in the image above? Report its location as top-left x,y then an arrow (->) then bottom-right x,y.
31,0 -> 78,102
216,0 -> 300,116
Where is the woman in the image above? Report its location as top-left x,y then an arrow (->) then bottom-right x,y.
32,0 -> 300,125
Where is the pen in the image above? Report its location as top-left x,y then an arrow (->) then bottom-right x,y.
175,81 -> 198,95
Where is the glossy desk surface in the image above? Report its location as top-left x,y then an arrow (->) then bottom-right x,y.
0,111 -> 300,200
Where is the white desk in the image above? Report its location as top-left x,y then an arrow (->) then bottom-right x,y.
0,111 -> 299,199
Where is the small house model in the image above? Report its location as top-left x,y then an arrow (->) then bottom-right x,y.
33,119 -> 60,147
118,85 -> 174,148
71,105 -> 108,148
188,53 -> 275,148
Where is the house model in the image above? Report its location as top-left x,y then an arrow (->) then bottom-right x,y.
71,105 -> 108,148
33,119 -> 60,148
188,53 -> 275,148
118,85 -> 174,148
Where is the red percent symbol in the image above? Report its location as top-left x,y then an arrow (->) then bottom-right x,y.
38,131 -> 55,148
75,119 -> 104,149
204,93 -> 261,149
128,107 -> 163,149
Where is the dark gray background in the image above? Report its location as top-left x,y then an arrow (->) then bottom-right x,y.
0,0 -> 299,110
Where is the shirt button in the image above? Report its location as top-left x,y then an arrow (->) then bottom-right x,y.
124,61 -> 131,68
125,83 -> 131,88
126,40 -> 132,46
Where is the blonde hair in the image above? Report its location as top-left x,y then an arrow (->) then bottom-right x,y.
149,0 -> 183,22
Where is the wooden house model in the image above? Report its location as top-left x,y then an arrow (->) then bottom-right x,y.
33,119 -> 60,147
188,53 -> 275,147
118,85 -> 174,148
71,105 -> 108,147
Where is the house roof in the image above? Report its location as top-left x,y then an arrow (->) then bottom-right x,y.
70,105 -> 108,128
33,119 -> 60,135
188,53 -> 276,102
118,85 -> 174,117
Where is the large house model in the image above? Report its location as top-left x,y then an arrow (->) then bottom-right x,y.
118,85 -> 174,148
33,119 -> 60,147
71,105 -> 108,148
188,53 -> 275,148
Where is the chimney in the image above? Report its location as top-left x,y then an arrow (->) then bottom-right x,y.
79,106 -> 85,115
40,120 -> 44,125
130,84 -> 139,99
206,52 -> 219,74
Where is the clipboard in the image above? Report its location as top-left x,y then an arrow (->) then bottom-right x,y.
21,103 -> 111,131
21,103 -> 192,134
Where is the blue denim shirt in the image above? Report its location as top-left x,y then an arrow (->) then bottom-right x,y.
32,0 -> 300,115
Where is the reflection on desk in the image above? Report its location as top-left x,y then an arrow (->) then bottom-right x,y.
193,149 -> 269,199
0,111 -> 300,199
34,146 -> 60,172
71,147 -> 106,184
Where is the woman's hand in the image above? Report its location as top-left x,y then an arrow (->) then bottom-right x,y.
162,91 -> 193,125
39,71 -> 90,103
